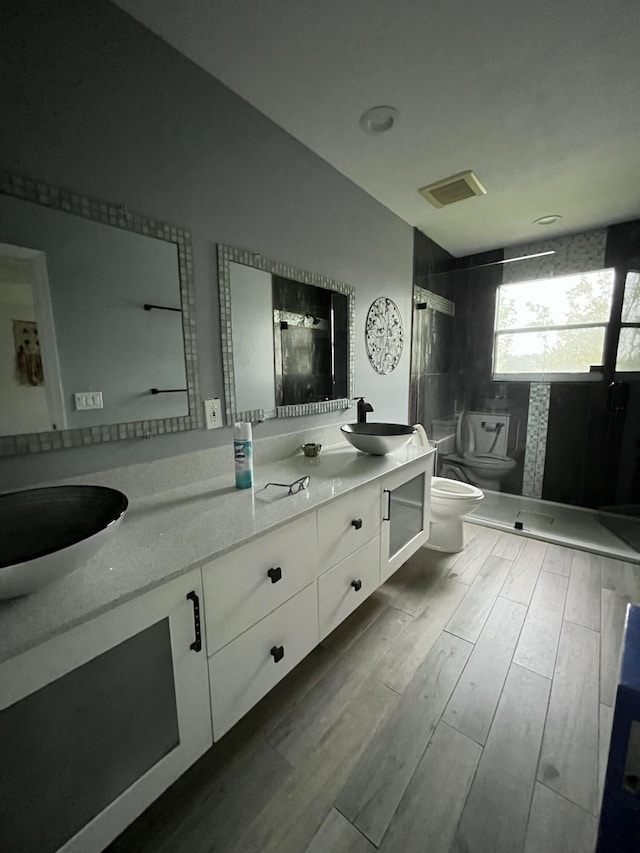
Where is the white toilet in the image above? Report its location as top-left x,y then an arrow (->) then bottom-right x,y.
426,476 -> 484,552
440,411 -> 516,490
411,424 -> 484,553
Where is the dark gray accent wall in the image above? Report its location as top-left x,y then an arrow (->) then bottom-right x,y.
409,228 -> 455,427
543,219 -> 640,508
0,0 -> 413,489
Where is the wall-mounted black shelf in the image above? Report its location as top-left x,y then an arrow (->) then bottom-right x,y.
144,303 -> 183,313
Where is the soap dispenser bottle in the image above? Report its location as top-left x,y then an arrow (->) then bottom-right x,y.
234,422 -> 253,489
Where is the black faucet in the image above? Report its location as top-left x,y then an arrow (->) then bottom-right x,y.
356,397 -> 374,423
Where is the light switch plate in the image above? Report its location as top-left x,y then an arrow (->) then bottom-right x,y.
74,391 -> 104,410
203,398 -> 222,429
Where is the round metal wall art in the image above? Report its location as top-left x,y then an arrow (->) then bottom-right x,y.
365,297 -> 404,374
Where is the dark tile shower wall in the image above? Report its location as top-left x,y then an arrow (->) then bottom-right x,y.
412,228 -> 454,287
412,217 -> 640,508
410,306 -> 454,429
450,250 -> 502,408
410,233 -> 529,492
449,252 -> 529,494
409,229 -> 455,428
541,219 -> 640,509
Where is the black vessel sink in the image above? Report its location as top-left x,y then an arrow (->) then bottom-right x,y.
0,485 -> 128,599
341,423 -> 416,455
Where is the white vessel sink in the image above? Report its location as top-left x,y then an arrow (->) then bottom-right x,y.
341,423 -> 416,456
0,485 -> 128,600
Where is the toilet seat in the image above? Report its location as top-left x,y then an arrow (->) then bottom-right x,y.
462,452 -> 514,468
431,477 -> 483,500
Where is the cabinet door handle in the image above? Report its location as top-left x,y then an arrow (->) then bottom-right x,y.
351,579 -> 362,592
267,566 -> 282,583
351,518 -> 363,530
383,489 -> 392,521
271,645 -> 285,663
186,590 -> 202,653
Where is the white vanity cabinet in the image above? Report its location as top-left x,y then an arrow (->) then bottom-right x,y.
316,481 -> 382,639
318,535 -> 380,639
316,481 -> 381,572
202,513 -> 319,739
203,457 -> 433,738
201,512 -> 317,655
208,582 -> 318,738
380,454 -> 434,582
0,446 -> 436,852
0,567 -> 212,853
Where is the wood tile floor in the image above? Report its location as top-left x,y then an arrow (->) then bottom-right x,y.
109,525 -> 640,853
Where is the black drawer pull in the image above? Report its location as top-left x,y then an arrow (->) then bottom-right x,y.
351,518 -> 363,530
383,489 -> 392,521
186,590 -> 202,653
351,579 -> 363,592
271,645 -> 285,663
267,566 -> 282,583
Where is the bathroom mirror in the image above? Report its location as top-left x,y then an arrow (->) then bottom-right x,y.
0,169 -> 200,457
217,244 -> 354,423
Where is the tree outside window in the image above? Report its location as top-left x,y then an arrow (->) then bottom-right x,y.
494,270 -> 615,378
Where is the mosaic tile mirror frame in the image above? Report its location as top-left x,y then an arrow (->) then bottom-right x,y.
217,244 -> 355,424
0,169 -> 201,457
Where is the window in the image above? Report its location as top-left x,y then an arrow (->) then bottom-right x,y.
616,271 -> 640,372
493,269 -> 615,379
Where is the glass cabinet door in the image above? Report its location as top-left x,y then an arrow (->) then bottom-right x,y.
0,567 -> 212,853
381,456 -> 433,582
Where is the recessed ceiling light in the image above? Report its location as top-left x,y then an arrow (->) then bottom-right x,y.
359,106 -> 398,134
534,214 -> 562,226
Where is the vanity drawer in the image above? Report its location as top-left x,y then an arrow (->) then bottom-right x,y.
318,536 -> 381,640
317,481 -> 380,573
208,582 -> 318,739
202,512 -> 317,655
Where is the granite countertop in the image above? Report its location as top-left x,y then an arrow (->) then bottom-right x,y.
0,441 -> 434,663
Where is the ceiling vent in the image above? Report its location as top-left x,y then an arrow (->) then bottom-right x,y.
418,170 -> 487,209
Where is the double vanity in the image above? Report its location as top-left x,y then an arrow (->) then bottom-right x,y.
0,438 -> 434,853
0,167 -> 430,853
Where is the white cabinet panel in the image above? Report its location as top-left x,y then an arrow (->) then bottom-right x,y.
202,511 -> 317,655
208,582 -> 318,739
0,568 -> 212,853
317,481 -> 380,573
318,536 -> 381,640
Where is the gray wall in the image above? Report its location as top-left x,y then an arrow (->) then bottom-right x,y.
1,195 -> 187,429
0,0 -> 413,489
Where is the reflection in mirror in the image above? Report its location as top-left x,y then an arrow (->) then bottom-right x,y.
0,170 -> 200,456
219,245 -> 354,423
272,275 -> 348,406
0,249 -> 66,434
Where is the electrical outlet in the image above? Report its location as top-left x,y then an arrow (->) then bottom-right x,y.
203,398 -> 222,429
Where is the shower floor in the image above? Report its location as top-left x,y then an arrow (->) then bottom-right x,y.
467,490 -> 640,564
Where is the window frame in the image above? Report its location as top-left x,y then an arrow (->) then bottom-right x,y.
492,269 -> 615,382
614,269 -> 640,377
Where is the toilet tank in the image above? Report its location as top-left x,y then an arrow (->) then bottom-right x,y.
466,412 -> 510,456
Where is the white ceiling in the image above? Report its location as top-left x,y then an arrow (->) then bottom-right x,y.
113,0 -> 640,257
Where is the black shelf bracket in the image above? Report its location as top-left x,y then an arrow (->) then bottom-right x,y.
144,302 -> 183,313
